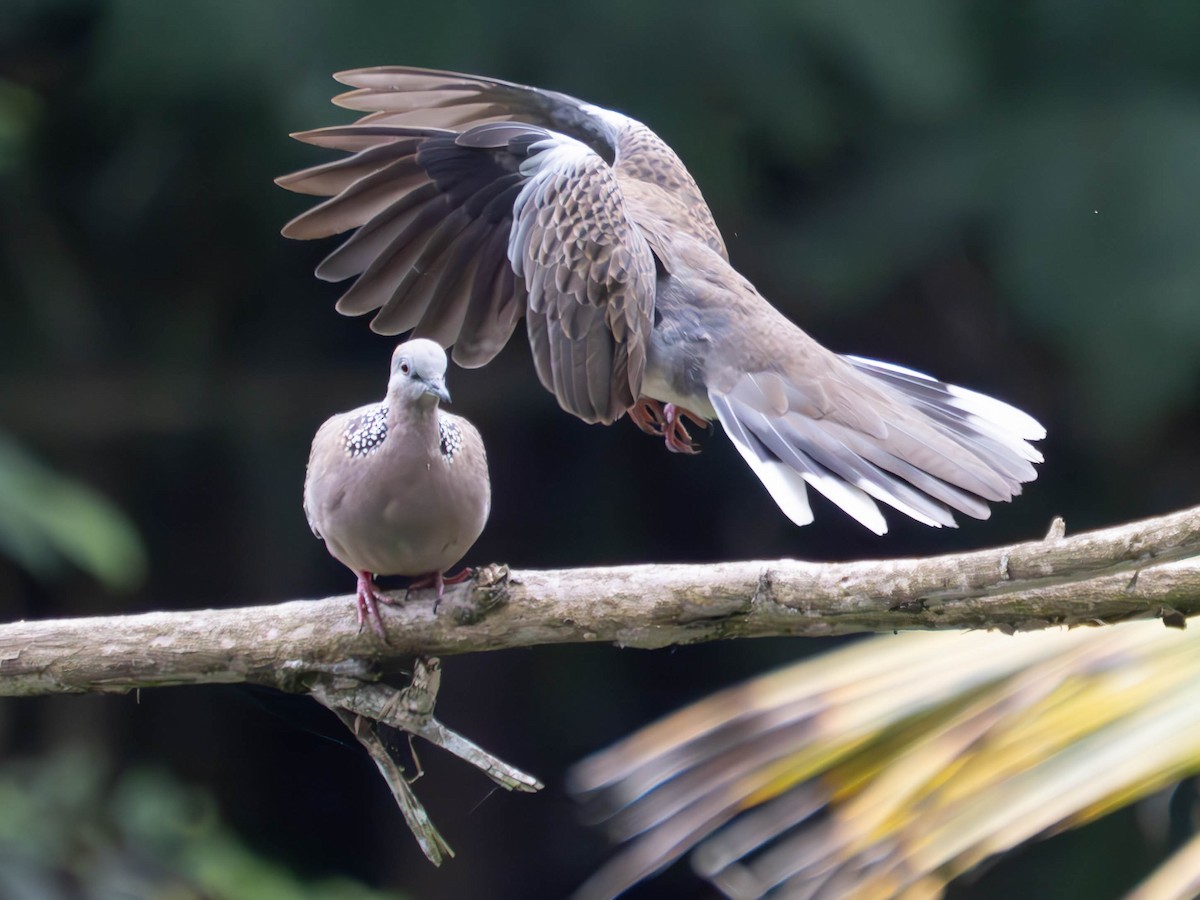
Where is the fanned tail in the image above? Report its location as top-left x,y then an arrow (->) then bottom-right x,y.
710,356 -> 1045,534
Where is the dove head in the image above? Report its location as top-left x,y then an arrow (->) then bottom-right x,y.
388,339 -> 451,409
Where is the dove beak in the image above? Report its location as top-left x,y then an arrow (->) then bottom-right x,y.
424,378 -> 451,405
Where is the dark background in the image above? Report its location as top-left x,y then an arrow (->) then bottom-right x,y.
2,1 -> 1199,897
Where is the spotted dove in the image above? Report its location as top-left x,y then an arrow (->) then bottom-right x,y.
304,338 -> 490,636
281,67 -> 1044,534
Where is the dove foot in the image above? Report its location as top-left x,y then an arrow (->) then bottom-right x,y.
629,398 -> 667,437
663,403 -> 707,454
629,399 -> 708,454
355,571 -> 393,640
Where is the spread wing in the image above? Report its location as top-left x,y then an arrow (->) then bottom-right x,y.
278,69 -> 673,425
330,66 -> 726,258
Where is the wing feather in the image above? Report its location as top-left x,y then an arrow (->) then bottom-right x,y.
280,115 -> 655,421
328,66 -> 727,257
500,130 -> 655,422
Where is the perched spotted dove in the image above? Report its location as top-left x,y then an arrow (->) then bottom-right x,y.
304,338 -> 490,636
281,67 -> 1044,534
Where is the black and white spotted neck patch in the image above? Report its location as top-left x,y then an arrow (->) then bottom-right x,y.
438,417 -> 463,462
343,406 -> 388,458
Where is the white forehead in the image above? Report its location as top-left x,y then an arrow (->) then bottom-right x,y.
392,338 -> 447,375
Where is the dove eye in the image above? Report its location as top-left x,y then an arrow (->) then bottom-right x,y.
399,362 -> 411,375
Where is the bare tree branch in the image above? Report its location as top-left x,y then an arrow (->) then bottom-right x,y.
3,505 -> 1200,700
3,503 -> 1199,863
310,656 -> 541,865
312,660 -> 543,794
324,704 -> 456,866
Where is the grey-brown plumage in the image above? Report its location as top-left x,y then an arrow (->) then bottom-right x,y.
304,338 -> 490,636
281,67 -> 1044,534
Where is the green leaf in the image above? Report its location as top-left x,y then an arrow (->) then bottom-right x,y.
0,431 -> 146,591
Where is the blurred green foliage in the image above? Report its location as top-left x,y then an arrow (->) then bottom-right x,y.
0,749 -> 404,899
0,431 -> 145,591
0,41 -> 141,593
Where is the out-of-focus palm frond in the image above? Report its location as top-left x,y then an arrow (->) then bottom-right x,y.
570,615 -> 1200,898
0,431 -> 146,591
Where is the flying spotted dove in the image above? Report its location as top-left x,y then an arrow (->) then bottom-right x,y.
304,338 -> 490,636
280,67 -> 1044,534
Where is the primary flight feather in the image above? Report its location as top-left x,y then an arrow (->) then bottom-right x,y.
280,67 -> 1044,534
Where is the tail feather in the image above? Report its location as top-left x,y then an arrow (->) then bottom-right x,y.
899,397 -> 1040,484
774,416 -> 959,528
739,407 -> 888,535
710,356 -> 1044,532
850,357 -> 1044,434
710,394 -> 815,528
830,424 -> 993,520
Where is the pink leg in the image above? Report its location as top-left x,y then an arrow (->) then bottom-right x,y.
355,571 -> 393,640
